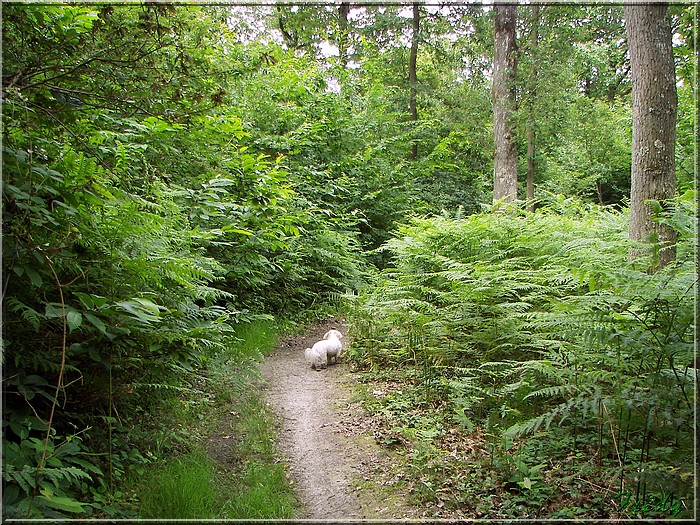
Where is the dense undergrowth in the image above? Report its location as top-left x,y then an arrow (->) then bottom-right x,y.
1,5 -> 360,518
347,194 -> 696,519
136,320 -> 298,519
2,3 -> 696,520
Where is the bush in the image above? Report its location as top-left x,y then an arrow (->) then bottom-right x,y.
348,195 -> 696,517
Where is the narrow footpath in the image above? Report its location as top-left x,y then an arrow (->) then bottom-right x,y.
261,320 -> 429,520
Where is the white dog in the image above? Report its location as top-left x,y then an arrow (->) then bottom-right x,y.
304,329 -> 344,370
322,329 -> 344,364
304,346 -> 327,370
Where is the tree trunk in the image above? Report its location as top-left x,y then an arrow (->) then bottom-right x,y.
409,2 -> 420,160
339,2 -> 350,69
625,3 -> 677,270
526,125 -> 535,210
276,6 -> 298,49
525,5 -> 539,212
492,2 -> 518,206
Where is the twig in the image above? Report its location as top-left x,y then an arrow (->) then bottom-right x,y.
602,402 -> 623,469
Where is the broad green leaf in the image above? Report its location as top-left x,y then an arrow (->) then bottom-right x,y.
74,292 -> 94,310
25,267 -> 43,287
38,494 -> 87,514
116,299 -> 162,324
88,347 -> 102,363
66,311 -> 82,332
44,303 -> 64,319
221,224 -> 254,236
74,293 -> 108,310
2,483 -> 20,505
84,313 -> 106,334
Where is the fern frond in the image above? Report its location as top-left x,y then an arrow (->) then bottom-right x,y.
5,298 -> 42,330
522,383 -> 579,401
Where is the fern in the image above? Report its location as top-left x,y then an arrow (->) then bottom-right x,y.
522,384 -> 580,401
350,195 -> 695,508
5,298 -> 43,331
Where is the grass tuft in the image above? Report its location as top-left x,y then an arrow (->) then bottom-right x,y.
134,319 -> 299,519
138,448 -> 219,519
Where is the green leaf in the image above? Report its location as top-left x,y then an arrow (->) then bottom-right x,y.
116,298 -> 162,324
66,311 -> 82,332
2,483 -> 20,505
221,225 -> 254,236
9,421 -> 29,440
84,313 -> 106,334
25,267 -> 43,287
44,303 -> 64,319
88,346 -> 102,363
75,293 -> 108,310
74,292 -> 94,310
37,494 -> 87,514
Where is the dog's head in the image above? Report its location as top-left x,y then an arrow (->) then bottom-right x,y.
323,329 -> 343,340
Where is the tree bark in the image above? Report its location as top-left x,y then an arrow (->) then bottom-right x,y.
525,5 -> 539,212
492,2 -> 518,206
339,2 -> 350,69
409,2 -> 420,160
625,3 -> 677,270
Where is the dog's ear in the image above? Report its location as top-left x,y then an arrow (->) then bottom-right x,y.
323,331 -> 330,339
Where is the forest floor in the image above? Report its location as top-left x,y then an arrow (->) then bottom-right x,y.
258,319 -> 436,520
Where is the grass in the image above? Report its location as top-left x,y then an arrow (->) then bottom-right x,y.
133,319 -> 299,519
220,368 -> 299,519
138,448 -> 219,519
223,461 -> 298,518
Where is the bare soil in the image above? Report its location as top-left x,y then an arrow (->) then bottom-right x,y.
260,319 -> 432,521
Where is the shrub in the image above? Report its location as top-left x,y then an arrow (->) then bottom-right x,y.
348,195 -> 696,517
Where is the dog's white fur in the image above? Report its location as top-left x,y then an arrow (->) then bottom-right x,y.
304,347 -> 327,370
304,329 -> 344,370
322,329 -> 344,364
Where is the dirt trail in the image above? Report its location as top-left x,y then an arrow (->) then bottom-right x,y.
261,320 -> 425,520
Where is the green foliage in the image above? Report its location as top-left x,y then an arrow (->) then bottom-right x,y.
138,449 -> 219,519
3,431 -> 97,518
2,134 -> 236,516
3,2 -> 696,520
538,98 -> 632,204
348,196 -> 696,517
134,320 -> 298,519
2,5 -> 359,519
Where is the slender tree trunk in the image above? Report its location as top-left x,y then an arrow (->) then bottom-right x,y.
339,2 -> 350,69
409,2 -> 420,160
625,3 -> 677,270
596,180 -> 605,206
492,2 -> 518,206
525,5 -> 539,212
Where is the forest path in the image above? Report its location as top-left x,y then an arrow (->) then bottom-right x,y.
261,319 -> 427,520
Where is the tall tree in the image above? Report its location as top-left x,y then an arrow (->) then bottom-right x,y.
624,3 -> 677,269
338,2 -> 351,69
409,2 -> 420,160
492,2 -> 518,205
525,5 -> 540,211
